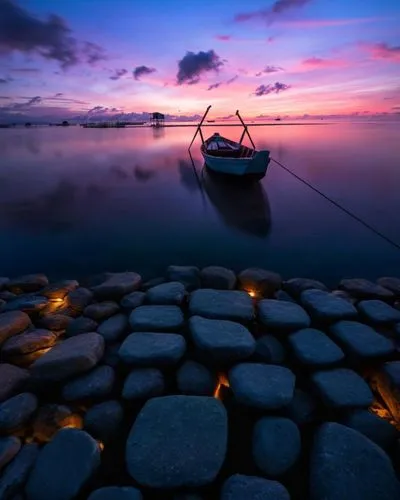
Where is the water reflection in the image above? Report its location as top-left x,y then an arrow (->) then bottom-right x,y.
178,159 -> 201,192
152,126 -> 165,139
134,165 -> 156,182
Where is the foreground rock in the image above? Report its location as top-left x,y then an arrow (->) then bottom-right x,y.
26,429 -> 101,500
0,393 -> 38,433
0,311 -> 31,345
32,404 -> 82,442
120,291 -> 146,310
177,361 -> 215,396
63,287 -> 93,317
288,328 -> 344,368
6,274 -> 48,294
65,316 -> 98,337
0,443 -> 38,499
40,280 -> 79,300
97,313 -> 128,342
146,282 -> 186,305
254,335 -> 286,364
1,329 -> 57,358
122,368 -> 165,400
221,474 -> 290,500
238,268 -> 282,297
83,400 -> 123,441
310,422 -> 399,500
166,265 -> 200,291
301,289 -> 357,322
189,290 -> 254,322
91,272 -> 142,300
1,296 -> 48,315
0,436 -> 21,471
88,487 -> 143,500
258,300 -> 310,332
357,300 -> 400,324
62,366 -> 115,401
200,266 -> 236,290
339,278 -> 393,300
129,305 -> 184,332
37,313 -> 72,331
126,396 -> 227,488
84,301 -> 119,321
0,364 -> 29,402
283,278 -> 328,298
119,333 -> 186,366
285,389 -> 318,425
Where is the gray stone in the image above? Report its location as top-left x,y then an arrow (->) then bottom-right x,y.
377,277 -> 400,297
189,289 -> 254,322
84,400 -> 123,441
32,404 -> 83,443
339,278 -> 393,300
288,328 -> 345,368
84,301 -> 119,321
7,274 -> 48,294
311,368 -> 373,409
255,335 -> 286,364
310,422 -> 399,500
97,313 -> 128,342
26,429 -> 101,500
62,366 -> 115,401
221,474 -> 290,500
0,277 -> 9,291
285,389 -> 318,425
37,314 -> 72,331
0,393 -> 38,433
65,316 -> 98,337
40,280 -> 79,300
88,487 -> 143,500
238,268 -> 282,297
119,333 -> 186,366
0,437 -> 21,472
1,329 -> 57,357
177,361 -> 216,396
63,287 -> 93,317
253,417 -> 301,476
200,266 -> 236,290
258,299 -> 310,331
166,265 -> 200,291
1,296 -> 48,315
126,396 -> 227,488
301,289 -> 358,322
283,278 -> 328,298
122,368 -> 165,400
146,281 -> 186,305
91,272 -> 142,300
129,305 -> 184,332
330,321 -> 395,360
229,363 -> 295,410
189,316 -> 255,363
0,364 -> 30,402
31,332 -> 105,381
358,300 -> 400,324
0,443 -> 38,499
120,291 -> 145,310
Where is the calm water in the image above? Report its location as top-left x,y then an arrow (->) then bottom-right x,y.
0,122 -> 399,286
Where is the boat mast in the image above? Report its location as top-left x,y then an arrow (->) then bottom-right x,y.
236,110 -> 256,149
188,105 -> 211,151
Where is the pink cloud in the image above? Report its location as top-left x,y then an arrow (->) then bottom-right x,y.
215,35 -> 231,41
361,42 -> 400,62
279,17 -> 385,28
301,57 -> 347,69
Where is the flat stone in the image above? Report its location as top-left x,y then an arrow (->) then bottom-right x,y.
0,443 -> 38,499
40,280 -> 79,300
288,328 -> 345,368
126,395 -> 227,488
258,299 -> 310,331
0,436 -> 21,472
91,272 -> 142,300
238,268 -> 282,297
0,277 -> 9,291
330,321 -> 395,360
358,300 -> 400,324
1,296 -> 48,315
229,363 -> 295,410
311,368 -> 373,409
283,278 -> 328,298
65,316 -> 98,337
84,301 -> 119,321
120,291 -> 145,310
37,314 -> 72,331
146,282 -> 186,305
0,364 -> 30,402
339,278 -> 394,300
200,266 -> 236,290
7,274 -> 49,294
62,366 -> 115,401
32,404 -> 83,442
31,332 -> 104,382
189,289 -> 254,322
97,313 -> 129,342
253,417 -> 301,476
177,361 -> 216,396
26,428 -> 101,500
285,389 -> 318,425
221,474 -> 290,500
119,332 -> 186,366
1,329 -> 57,357
255,335 -> 286,364
63,287 -> 93,317
377,277 -> 400,297
129,305 -> 184,332
310,422 -> 399,500
84,400 -> 124,441
166,266 -> 200,291
122,368 -> 165,400
88,487 -> 143,500
0,393 -> 38,433
301,289 -> 358,322
189,316 -> 255,363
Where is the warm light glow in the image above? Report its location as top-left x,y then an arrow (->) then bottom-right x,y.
247,290 -> 256,298
214,373 -> 230,400
62,414 -> 84,430
97,440 -> 105,451
370,400 -> 400,431
52,298 -> 64,303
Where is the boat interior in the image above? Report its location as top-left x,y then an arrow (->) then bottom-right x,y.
202,135 -> 254,159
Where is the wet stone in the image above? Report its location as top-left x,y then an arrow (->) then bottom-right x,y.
339,278 -> 394,300
0,364 -> 30,402
129,305 -> 184,332
0,393 -> 38,433
0,436 -> 21,472
1,296 -> 48,315
189,289 -> 254,322
120,291 -> 145,310
288,328 -> 345,368
84,400 -> 124,441
283,278 -> 328,298
91,272 -> 142,300
65,316 -> 98,337
7,274 -> 49,294
146,281 -> 186,305
238,268 -> 282,297
1,329 -> 57,358
88,487 -> 143,500
377,277 -> 400,297
62,365 -> 115,401
177,360 -> 216,396
258,299 -> 310,332
0,443 -> 38,499
166,265 -> 200,291
84,301 -> 119,321
358,300 -> 400,324
63,287 -> 93,317
37,314 -> 72,331
200,266 -> 237,290
40,280 -> 79,300
122,368 -> 164,400
119,332 -> 186,366
301,289 -> 358,323
32,404 -> 82,442
284,389 -> 318,425
254,335 -> 286,364
221,474 -> 290,500
97,313 -> 129,342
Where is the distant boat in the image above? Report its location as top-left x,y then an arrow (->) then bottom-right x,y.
206,119 -> 215,123
275,117 -> 281,121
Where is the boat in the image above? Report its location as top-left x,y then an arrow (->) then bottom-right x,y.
189,106 -> 270,180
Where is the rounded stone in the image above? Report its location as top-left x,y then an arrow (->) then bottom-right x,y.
166,265 -> 200,291
258,299 -> 310,332
254,335 -> 286,364
122,368 -> 165,400
97,313 -> 129,342
62,365 -> 115,401
358,300 -> 400,324
339,278 -> 393,300
0,364 -> 30,402
0,311 -> 31,345
284,389 -> 318,425
238,268 -> 282,297
40,280 -> 79,300
1,296 -> 48,315
0,443 -> 38,499
84,301 -> 119,321
65,316 -> 98,337
91,272 -> 142,300
221,474 -> 290,500
189,289 -> 254,322
0,436 -> 21,472
200,266 -> 237,290
177,361 -> 216,396
1,329 -> 57,358
88,487 -> 143,500
146,282 -> 186,305
32,404 -> 83,442
7,274 -> 49,294
84,400 -> 124,441
120,291 -> 146,310
119,333 -> 186,366
37,314 -> 72,331
63,287 -> 93,317
129,305 -> 184,332
283,278 -> 328,298
300,289 -> 358,322
288,328 -> 344,368
377,277 -> 400,297
0,393 -> 38,433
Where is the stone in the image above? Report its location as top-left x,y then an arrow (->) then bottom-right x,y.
26,429 -> 101,500
88,487 -> 143,500
31,332 -> 104,382
84,400 -> 123,441
64,287 -> 93,317
377,362 -> 400,422
331,290 -> 356,303
1,329 -> 57,358
189,289 -> 254,322
253,417 -> 301,476
189,316 -> 255,363
62,366 -> 115,401
221,474 -> 290,500
311,368 -> 373,409
141,277 -> 165,291
7,348 -> 52,368
0,364 -> 30,402
358,300 -> 400,324
285,389 -> 318,425
146,281 -> 186,305
254,335 -> 286,364
301,289 -> 358,322
65,316 -> 98,337
238,268 -> 282,297
119,332 -> 186,366
122,368 -> 164,400
377,277 -> 400,297
1,296 -> 48,315
97,313 -> 129,342
40,280 -> 79,300
32,404 -> 82,442
200,266 -> 236,290
288,328 -> 345,368
120,291 -> 145,310
126,396 -> 227,488
0,437 -> 21,472
84,301 -> 119,321
339,278 -> 393,300
0,443 -> 38,499
177,361 -> 216,396
7,274 -> 48,294
275,290 -> 296,303
283,278 -> 328,298
103,342 -> 121,367
258,299 -> 310,331
0,277 -> 10,291
91,272 -> 142,300
310,422 -> 399,500
330,321 -> 395,360
0,291 -> 16,301
166,265 -> 200,291
129,305 -> 184,332
37,314 -> 72,331
0,393 -> 38,433
229,363 -> 295,410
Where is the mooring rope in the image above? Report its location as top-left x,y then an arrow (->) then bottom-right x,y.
270,157 -> 400,252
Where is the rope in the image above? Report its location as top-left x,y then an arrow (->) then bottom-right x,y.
270,157 -> 400,252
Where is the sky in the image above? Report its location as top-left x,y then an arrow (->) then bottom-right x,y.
0,0 -> 399,122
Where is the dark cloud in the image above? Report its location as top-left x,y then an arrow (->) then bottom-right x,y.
133,65 -> 156,80
255,65 -> 283,76
110,68 -> 128,80
0,96 -> 11,99
82,42 -> 106,64
11,67 -> 40,73
55,93 -> 63,97
207,75 -> 238,91
393,106 -> 400,110
235,0 -> 311,23
207,82 -> 221,91
177,50 -> 224,85
254,82 -> 291,96
0,78 -> 9,84
226,75 -> 238,84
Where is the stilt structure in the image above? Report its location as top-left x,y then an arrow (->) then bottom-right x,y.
150,112 -> 165,127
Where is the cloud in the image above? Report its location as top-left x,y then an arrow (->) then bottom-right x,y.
362,42 -> 400,62
208,82 -> 221,90
207,75 -> 238,91
235,0 -> 311,23
11,67 -> 40,74
215,35 -> 231,41
110,68 -> 128,80
393,106 -> 400,110
0,78 -> 9,84
177,50 -> 224,85
256,65 -> 283,76
301,57 -> 345,68
0,96 -> 11,99
280,17 -> 384,28
226,75 -> 238,84
254,82 -> 291,96
55,93 -> 63,97
133,65 -> 156,80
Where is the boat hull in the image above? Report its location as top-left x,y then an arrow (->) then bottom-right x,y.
201,150 -> 270,179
